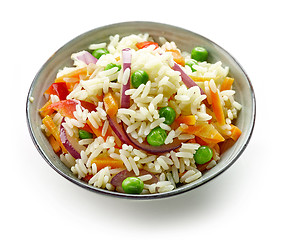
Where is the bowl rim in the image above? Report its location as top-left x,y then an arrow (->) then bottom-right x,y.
26,21 -> 256,200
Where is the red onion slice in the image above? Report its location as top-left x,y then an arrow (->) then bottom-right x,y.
60,118 -> 86,159
121,48 -> 132,108
107,115 -> 183,154
77,51 -> 98,65
111,169 -> 158,192
107,116 -> 134,146
172,62 -> 205,95
122,123 -> 182,154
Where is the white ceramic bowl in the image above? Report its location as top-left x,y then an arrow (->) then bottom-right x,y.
26,21 -> 256,199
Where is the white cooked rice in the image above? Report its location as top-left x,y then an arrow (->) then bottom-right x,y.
40,33 -> 242,195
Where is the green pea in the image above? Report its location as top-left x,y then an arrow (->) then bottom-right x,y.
146,127 -> 167,146
104,63 -> 121,71
92,48 -> 109,59
131,70 -> 149,88
78,129 -> 93,139
159,107 -> 176,125
191,47 -> 208,62
194,146 -> 213,164
122,177 -> 144,194
186,59 -> 198,72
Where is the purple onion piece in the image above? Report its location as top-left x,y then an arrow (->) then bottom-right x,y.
121,48 -> 132,108
108,115 -> 183,154
77,51 -> 98,65
107,115 -> 133,146
172,62 -> 205,95
122,123 -> 183,154
60,118 -> 85,159
111,169 -> 158,192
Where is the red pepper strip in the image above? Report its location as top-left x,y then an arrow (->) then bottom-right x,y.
45,82 -> 69,100
46,99 -> 96,119
136,41 -> 159,50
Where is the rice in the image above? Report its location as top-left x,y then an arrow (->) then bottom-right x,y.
40,33 -> 242,195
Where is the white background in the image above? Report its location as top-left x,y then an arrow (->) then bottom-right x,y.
2,0 -> 280,239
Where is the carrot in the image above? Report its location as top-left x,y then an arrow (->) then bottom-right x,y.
54,67 -> 88,83
42,115 -> 67,153
189,76 -> 217,82
166,49 -> 185,66
103,92 -> 118,117
91,156 -> 124,171
39,99 -> 54,117
115,56 -> 120,62
180,122 -> 225,144
176,115 -> 196,126
86,119 -> 108,141
48,135 -> 61,153
220,77 -> 234,91
229,124 -> 242,141
209,82 -> 225,125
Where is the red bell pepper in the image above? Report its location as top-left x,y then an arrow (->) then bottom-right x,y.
45,82 -> 69,100
136,41 -> 159,50
46,99 -> 96,118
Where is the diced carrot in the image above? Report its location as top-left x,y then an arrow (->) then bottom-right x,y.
86,119 -> 108,141
229,124 -> 242,141
166,49 -> 185,66
39,99 -> 54,117
103,92 -> 118,117
91,156 -> 124,171
210,83 -> 225,125
220,77 -> 234,91
180,122 -> 225,144
48,135 -> 61,153
115,56 -> 120,62
189,76 -> 216,82
54,67 -> 88,83
176,115 -> 196,126
42,115 -> 67,153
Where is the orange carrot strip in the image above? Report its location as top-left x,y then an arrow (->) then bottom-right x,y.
229,124 -> 242,141
210,83 -> 225,125
55,67 -> 87,83
86,119 -> 108,141
176,115 -> 196,126
220,77 -> 234,91
42,115 -> 67,153
189,76 -> 217,82
48,135 -> 61,153
166,49 -> 185,66
103,92 -> 118,117
180,122 -> 225,144
91,156 -> 124,171
39,99 -> 54,117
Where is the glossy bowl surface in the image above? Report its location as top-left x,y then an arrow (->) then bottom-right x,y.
26,21 -> 256,199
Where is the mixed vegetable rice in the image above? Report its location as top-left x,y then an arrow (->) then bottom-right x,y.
39,33 -> 242,194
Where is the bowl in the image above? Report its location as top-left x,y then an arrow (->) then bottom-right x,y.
26,21 -> 256,199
